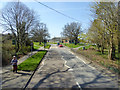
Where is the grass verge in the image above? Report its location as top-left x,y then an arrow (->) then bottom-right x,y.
63,43 -> 85,48
79,45 -> 96,50
17,50 -> 47,71
77,49 -> 120,75
33,42 -> 44,50
34,42 -> 51,50
48,42 -> 57,44
45,44 -> 51,49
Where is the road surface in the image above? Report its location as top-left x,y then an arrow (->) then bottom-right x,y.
27,44 -> 118,89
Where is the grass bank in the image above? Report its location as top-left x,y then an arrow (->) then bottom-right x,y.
34,42 -> 51,50
18,50 -> 47,71
45,44 -> 51,49
48,42 -> 57,44
79,45 -> 96,50
63,43 -> 85,48
33,42 -> 44,50
77,49 -> 120,75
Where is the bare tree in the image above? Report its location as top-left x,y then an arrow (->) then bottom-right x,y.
1,2 -> 37,53
30,22 -> 50,45
62,22 -> 82,45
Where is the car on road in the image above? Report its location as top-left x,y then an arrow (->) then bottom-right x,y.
59,44 -> 63,47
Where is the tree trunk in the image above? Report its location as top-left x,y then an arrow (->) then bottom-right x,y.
70,39 -> 72,44
16,39 -> 20,53
109,43 -> 115,60
109,33 -> 116,60
39,41 -> 41,45
74,36 -> 78,45
101,46 -> 104,54
97,44 -> 100,51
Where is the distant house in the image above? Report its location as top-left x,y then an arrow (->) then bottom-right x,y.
61,37 -> 75,44
50,37 -> 62,43
61,37 -> 69,43
50,37 -> 78,44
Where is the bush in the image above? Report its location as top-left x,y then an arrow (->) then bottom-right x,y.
23,46 -> 31,53
2,40 -> 16,66
2,43 -> 15,66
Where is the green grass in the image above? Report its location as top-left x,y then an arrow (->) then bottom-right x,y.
95,51 -> 108,59
79,45 -> 95,50
34,42 -> 51,50
115,60 -> 120,65
78,45 -> 120,74
33,42 -> 44,50
45,44 -> 51,49
63,43 -> 85,48
18,50 -> 47,71
48,42 -> 57,44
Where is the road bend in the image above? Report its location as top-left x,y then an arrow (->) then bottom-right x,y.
27,44 -> 118,89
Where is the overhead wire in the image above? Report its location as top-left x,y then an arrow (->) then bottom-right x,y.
34,0 -> 81,22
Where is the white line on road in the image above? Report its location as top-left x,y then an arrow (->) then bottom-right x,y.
64,60 -> 71,69
76,82 -> 82,90
68,50 -> 95,70
61,56 -> 73,71
88,65 -> 95,69
38,57 -> 47,71
76,56 -> 86,64
69,51 -> 74,54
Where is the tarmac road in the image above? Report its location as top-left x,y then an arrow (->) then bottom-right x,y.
27,44 -> 118,89
58,45 -> 118,88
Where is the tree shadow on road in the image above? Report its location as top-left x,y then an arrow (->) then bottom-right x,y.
2,71 -> 31,85
32,68 -> 73,89
75,70 -> 118,89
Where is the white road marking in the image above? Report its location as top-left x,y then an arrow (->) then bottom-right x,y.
88,65 -> 95,69
68,50 -> 95,70
68,69 -> 73,71
69,51 -> 74,54
76,56 -> 86,64
76,82 -> 82,89
38,56 -> 48,71
61,56 -> 73,71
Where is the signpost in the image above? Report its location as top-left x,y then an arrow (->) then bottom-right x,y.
44,40 -> 47,50
31,42 -> 33,56
12,40 -> 16,45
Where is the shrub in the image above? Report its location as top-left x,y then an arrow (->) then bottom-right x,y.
2,47 -> 15,66
2,40 -> 16,66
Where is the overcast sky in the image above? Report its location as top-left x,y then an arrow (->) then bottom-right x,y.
0,1 -> 94,38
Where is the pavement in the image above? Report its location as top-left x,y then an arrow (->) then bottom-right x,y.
2,47 -> 44,89
1,44 -> 119,89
